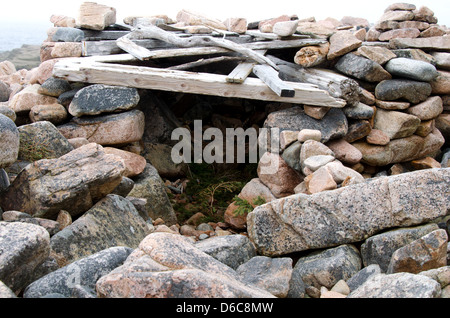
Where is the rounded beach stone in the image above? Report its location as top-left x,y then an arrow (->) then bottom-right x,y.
375,79 -> 432,103
68,84 -> 140,117
38,77 -> 72,97
384,58 -> 438,82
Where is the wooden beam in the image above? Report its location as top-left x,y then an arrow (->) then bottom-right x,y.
253,64 -> 295,97
53,58 -> 346,108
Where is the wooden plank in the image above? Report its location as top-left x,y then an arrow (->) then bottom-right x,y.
53,58 -> 346,108
226,62 -> 256,83
82,30 -> 130,41
253,64 -> 295,97
82,39 -> 175,56
82,37 -> 327,56
226,49 -> 267,84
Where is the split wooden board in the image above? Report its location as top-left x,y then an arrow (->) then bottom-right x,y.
53,55 -> 346,108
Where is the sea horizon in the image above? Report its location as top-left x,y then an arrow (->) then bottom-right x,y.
0,19 -> 51,52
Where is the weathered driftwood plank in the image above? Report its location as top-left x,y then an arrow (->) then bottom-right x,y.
226,62 -> 257,83
82,30 -> 130,41
82,39 -> 175,56
53,58 -> 346,107
226,49 -> 267,84
253,64 -> 296,97
268,55 -> 360,106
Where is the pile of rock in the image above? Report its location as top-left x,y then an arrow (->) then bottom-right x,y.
0,1 -> 450,299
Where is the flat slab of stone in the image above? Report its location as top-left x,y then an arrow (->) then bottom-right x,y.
389,36 -> 450,51
327,31 -> 362,60
247,168 -> 450,256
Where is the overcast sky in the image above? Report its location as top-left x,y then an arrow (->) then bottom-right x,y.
1,0 -> 449,26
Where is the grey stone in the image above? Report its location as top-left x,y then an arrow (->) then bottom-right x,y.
0,143 -> 125,219
346,264 -> 382,292
69,84 -> 140,117
0,81 -> 10,102
57,87 -> 83,107
247,168 -> 450,256
343,102 -> 375,119
441,148 -> 450,168
0,114 -> 19,169
292,244 -> 362,290
0,222 -> 50,294
236,256 -> 293,298
281,141 -> 301,171
18,121 -> 74,161
110,176 -> 134,198
335,53 -> 392,83
196,234 -> 257,270
23,246 -> 133,298
360,223 -> 440,272
51,27 -> 85,42
0,105 -> 16,122
375,79 -> 432,103
348,273 -> 441,298
50,194 -> 151,267
0,168 -> 9,193
2,212 -> 61,236
384,57 -> 438,82
263,106 -> 348,144
142,143 -> 189,179
38,77 -> 72,97
287,267 -> 307,298
127,164 -> 177,226
303,155 -> 336,172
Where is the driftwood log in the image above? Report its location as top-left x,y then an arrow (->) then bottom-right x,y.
268,55 -> 360,106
